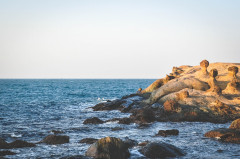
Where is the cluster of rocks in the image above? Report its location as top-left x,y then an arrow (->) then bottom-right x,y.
90,60 -> 240,124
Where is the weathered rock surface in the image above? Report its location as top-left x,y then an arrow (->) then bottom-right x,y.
156,129 -> 179,137
91,61 -> 240,123
229,118 -> 240,129
40,135 -> 69,145
204,128 -> 240,144
85,137 -> 130,159
79,138 -> 98,144
139,142 -> 185,158
0,138 -> 36,149
83,117 -> 104,124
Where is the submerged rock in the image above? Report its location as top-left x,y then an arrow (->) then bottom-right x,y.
79,138 -> 98,144
139,142 -> 185,158
40,135 -> 69,145
156,129 -> 179,137
85,137 -> 130,159
0,138 -> 35,149
83,117 -> 104,124
0,150 -> 16,156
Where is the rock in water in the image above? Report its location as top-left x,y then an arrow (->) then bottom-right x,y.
79,138 -> 98,144
0,138 -> 36,149
40,135 -> 69,145
0,139 -> 8,149
229,118 -> 240,129
83,117 -> 104,124
139,142 -> 185,158
85,137 -> 130,159
0,150 -> 16,156
156,129 -> 179,137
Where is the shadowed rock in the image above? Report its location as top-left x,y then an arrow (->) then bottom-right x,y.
40,135 -> 69,145
0,138 -> 35,149
79,138 -> 98,144
139,142 -> 185,158
163,100 -> 181,113
85,137 -> 130,159
60,155 -> 91,159
0,151 -> 16,156
83,117 -> 104,124
156,129 -> 179,137
130,108 -> 155,123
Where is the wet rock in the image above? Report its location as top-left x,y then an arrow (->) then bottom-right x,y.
83,117 -> 104,124
40,135 -> 69,145
111,127 -> 124,131
79,138 -> 98,144
163,100 -> 181,113
122,137 -> 138,148
85,137 -> 130,159
118,118 -> 132,124
51,130 -> 63,134
0,138 -> 35,149
9,140 -> 36,148
130,108 -> 155,123
92,99 -> 125,111
0,139 -> 8,149
156,129 -> 179,137
204,128 -> 240,144
229,118 -> 240,129
0,150 -> 16,156
139,142 -> 185,158
60,155 -> 91,159
138,141 -> 149,147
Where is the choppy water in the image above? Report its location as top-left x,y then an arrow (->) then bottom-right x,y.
0,79 -> 239,159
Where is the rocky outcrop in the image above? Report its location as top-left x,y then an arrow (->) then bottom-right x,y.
156,129 -> 179,137
205,119 -> 240,144
85,137 -> 130,159
0,138 -> 36,149
40,135 -> 69,145
83,117 -> 104,124
139,142 -> 185,158
91,61 -> 240,123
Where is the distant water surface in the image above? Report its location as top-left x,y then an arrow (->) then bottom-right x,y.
0,79 -> 239,158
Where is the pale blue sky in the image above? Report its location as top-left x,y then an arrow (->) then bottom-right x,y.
0,0 -> 239,78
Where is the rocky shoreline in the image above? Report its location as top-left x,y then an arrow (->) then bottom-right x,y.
1,60 -> 240,158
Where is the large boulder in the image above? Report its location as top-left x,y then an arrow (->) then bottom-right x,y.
83,117 -> 104,124
139,142 -> 185,158
40,135 -> 69,145
229,118 -> 240,129
85,137 -> 130,159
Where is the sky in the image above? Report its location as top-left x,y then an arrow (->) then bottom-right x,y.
0,0 -> 240,79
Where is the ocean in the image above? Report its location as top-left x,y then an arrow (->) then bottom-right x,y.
0,79 -> 239,158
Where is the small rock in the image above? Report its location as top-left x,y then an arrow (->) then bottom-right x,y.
40,135 -> 69,145
9,140 -> 36,148
83,117 -> 104,124
85,137 -> 130,159
60,155 -> 91,159
79,138 -> 98,144
111,127 -> 124,131
139,142 -> 185,158
156,129 -> 179,137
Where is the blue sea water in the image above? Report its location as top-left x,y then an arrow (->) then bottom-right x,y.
0,79 -> 239,159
